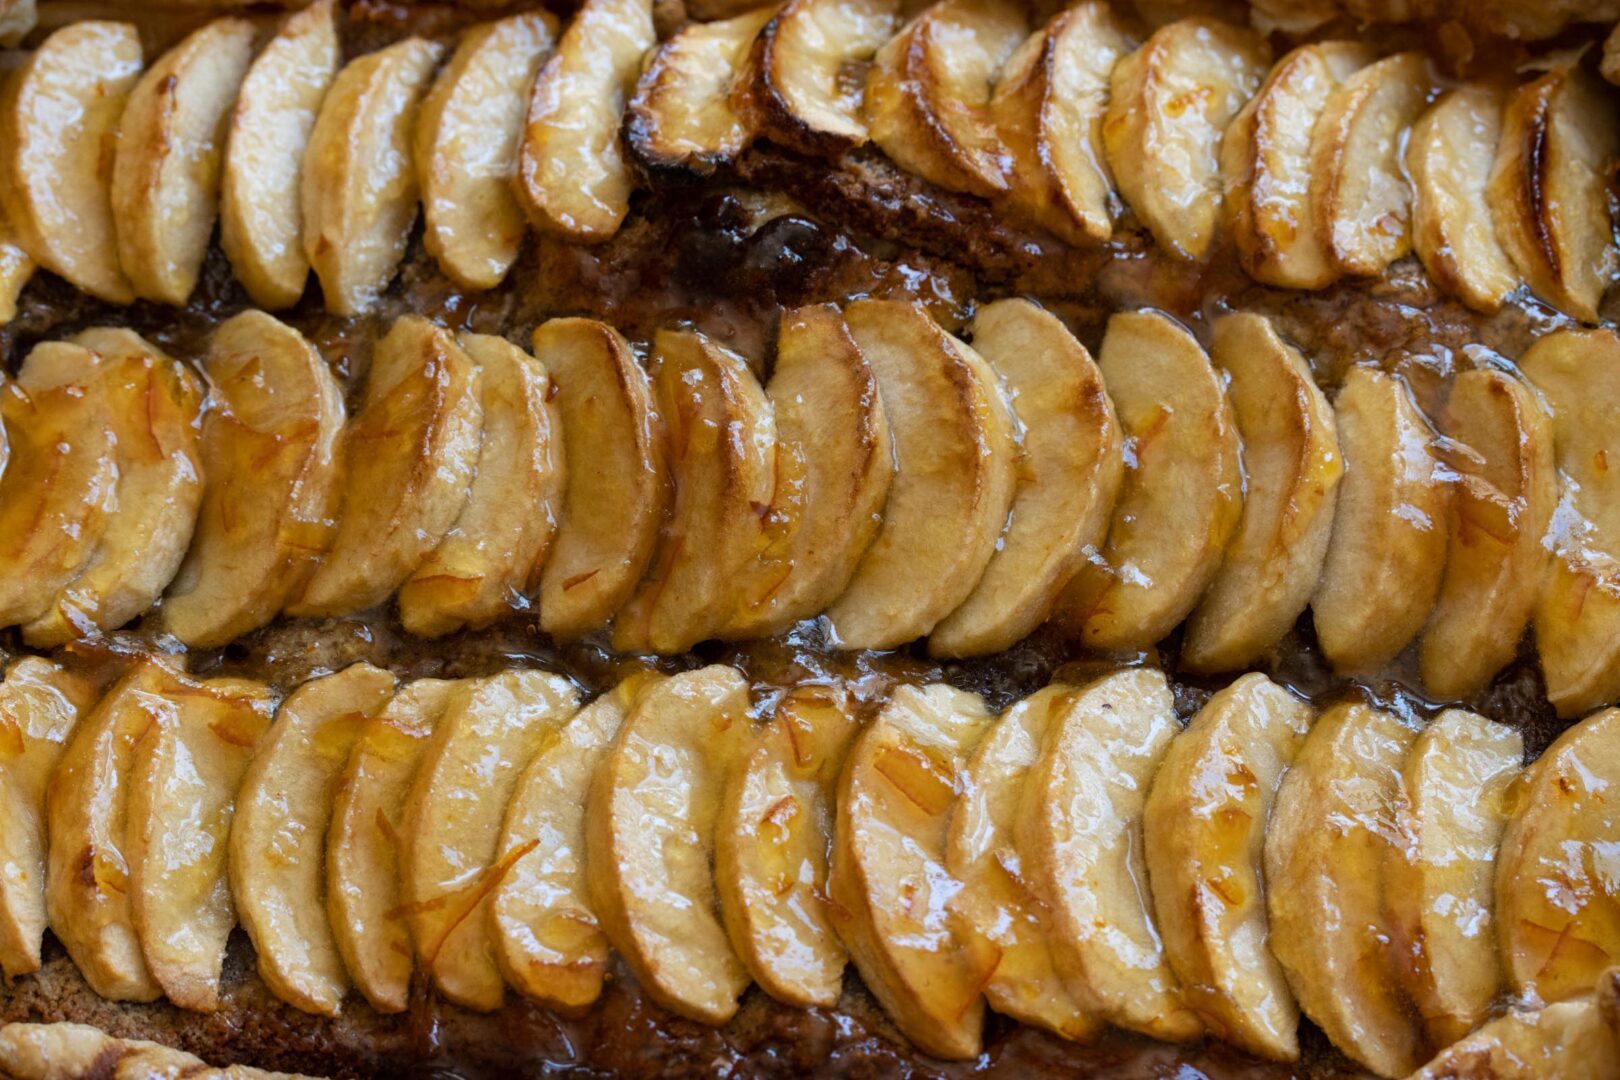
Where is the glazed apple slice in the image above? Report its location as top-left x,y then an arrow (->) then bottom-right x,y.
0,21 -> 142,303
110,17 -> 256,306
0,0 -> 31,44
930,298 -> 1123,657
827,300 -> 1017,650
415,13 -> 556,291
0,1023 -> 263,1080
534,318 -> 668,640
231,663 -> 398,1016
220,0 -> 340,310
1183,312 -> 1342,672
0,212 -> 31,326
1410,992 -> 1620,1078
302,37 -> 444,315
398,333 -> 564,638
587,666 -> 753,1024
402,670 -> 580,1012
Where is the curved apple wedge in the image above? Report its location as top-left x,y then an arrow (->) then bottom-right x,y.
1409,986 -> 1620,1079
587,666 -> 753,1024
0,214 -> 31,327
0,1023 -> 298,1080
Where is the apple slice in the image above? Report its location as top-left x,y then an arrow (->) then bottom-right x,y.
1061,311 -> 1243,652
302,36 -> 444,315
1183,313 -> 1342,672
0,659 -> 96,980
930,298 -> 1123,657
231,662 -> 398,1016
220,0 -> 340,310
0,212 -> 31,326
1265,701 -> 1423,1078
587,665 -> 753,1024
944,684 -> 1099,1039
723,305 -> 894,639
326,678 -> 458,1015
1419,367 -> 1557,699
1407,86 -> 1520,313
827,300 -> 1018,650
1496,707 -> 1620,1006
0,21 -> 142,303
0,1023 -> 273,1080
110,17 -> 256,306
534,318 -> 668,641
829,683 -> 996,1059
125,676 -> 273,1012
1413,995 -> 1620,1078
1311,366 -> 1449,675
611,329 -> 775,654
991,2 -> 1132,245
1489,66 -> 1620,323
1220,41 -> 1373,288
290,316 -> 482,618
1143,672 -> 1311,1060
865,0 -> 1026,198
0,0 -> 31,44
516,0 -> 656,241
416,13 -> 555,291
1103,18 -> 1270,261
402,670 -> 580,1012
398,333 -> 565,638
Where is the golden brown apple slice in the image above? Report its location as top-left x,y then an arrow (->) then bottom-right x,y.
220,0 -> 340,310
1489,67 -> 1620,323
1144,673 -> 1311,1060
534,318 -> 668,640
125,677 -> 273,1013
1220,41 -> 1373,288
627,7 -> 775,174
0,1023 -> 305,1080
0,212 -> 31,326
1183,313 -> 1342,672
723,305 -> 893,639
827,300 -> 1017,650
931,298 -> 1123,657
0,21 -> 142,303
0,659 -> 96,980
1311,366 -> 1449,675
611,329 -> 775,654
110,17 -> 256,306
587,665 -> 753,1024
415,13 -> 555,291
1103,18 -> 1269,261
326,678 -> 458,1015
516,0 -> 656,241
302,36 -> 444,315
0,0 -> 31,44
231,663 -> 398,1016
944,684 -> 1099,1040
402,670 -> 580,1012
829,683 -> 996,1058
1407,86 -> 1521,313
1418,367 -> 1557,699
398,334 -> 564,638
991,2 -> 1131,245
1265,701 -> 1423,1078
1410,992 -> 1620,1079
1062,311 -> 1243,652
290,316 -> 482,618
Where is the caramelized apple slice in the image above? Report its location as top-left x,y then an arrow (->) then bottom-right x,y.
931,299 -> 1123,657
0,0 -> 31,44
231,663 -> 398,1016
302,36 -> 444,315
0,21 -> 142,303
291,316 -> 482,617
1183,313 -> 1342,672
398,334 -> 564,637
403,670 -> 580,1012
587,666 -> 752,1024
1410,993 -> 1620,1078
1062,311 -> 1243,651
516,0 -> 656,240
828,300 -> 1018,650
221,0 -> 340,310
1419,367 -> 1557,698
111,17 -> 256,306
535,318 -> 668,640
0,212 -> 31,326
1311,366 -> 1449,675
416,13 -> 556,291
1265,701 -> 1422,1078
0,1023 -> 278,1080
